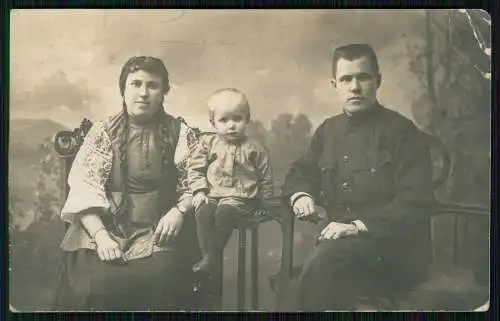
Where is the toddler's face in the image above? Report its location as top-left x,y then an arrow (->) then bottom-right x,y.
212,104 -> 248,142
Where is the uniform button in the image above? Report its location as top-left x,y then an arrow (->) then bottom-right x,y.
346,206 -> 352,212
343,154 -> 349,162
342,182 -> 349,189
370,168 -> 377,173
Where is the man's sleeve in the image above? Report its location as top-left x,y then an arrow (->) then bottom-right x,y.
281,122 -> 324,204
356,126 -> 436,236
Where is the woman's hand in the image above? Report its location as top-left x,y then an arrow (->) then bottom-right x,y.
153,206 -> 184,245
94,229 -> 124,262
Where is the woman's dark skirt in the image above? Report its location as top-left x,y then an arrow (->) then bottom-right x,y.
52,215 -> 201,311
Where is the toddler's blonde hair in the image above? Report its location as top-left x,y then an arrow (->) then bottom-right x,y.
207,88 -> 251,126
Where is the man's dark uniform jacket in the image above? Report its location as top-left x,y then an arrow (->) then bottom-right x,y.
282,102 -> 436,275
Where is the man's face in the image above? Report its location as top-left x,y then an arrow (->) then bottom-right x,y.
332,56 -> 380,113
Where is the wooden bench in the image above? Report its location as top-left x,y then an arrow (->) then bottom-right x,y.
268,131 -> 490,311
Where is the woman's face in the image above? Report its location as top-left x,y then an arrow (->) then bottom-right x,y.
123,69 -> 165,121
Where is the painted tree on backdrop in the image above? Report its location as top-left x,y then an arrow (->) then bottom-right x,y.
246,119 -> 268,146
408,9 -> 490,286
408,9 -> 491,206
9,138 -> 61,233
9,138 -> 65,310
266,113 -> 313,190
244,114 -> 314,193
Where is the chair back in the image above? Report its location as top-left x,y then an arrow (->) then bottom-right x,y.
421,130 -> 452,192
53,118 -> 93,207
421,131 -> 490,272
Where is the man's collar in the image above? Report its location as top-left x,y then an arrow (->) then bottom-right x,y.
343,101 -> 381,116
343,101 -> 383,125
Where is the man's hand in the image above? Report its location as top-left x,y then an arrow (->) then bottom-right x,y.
153,206 -> 184,245
192,191 -> 208,212
318,221 -> 359,242
292,196 -> 317,218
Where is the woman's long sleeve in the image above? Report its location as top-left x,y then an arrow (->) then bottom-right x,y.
60,121 -> 113,224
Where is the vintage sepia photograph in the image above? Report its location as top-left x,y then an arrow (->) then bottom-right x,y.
9,9 -> 491,312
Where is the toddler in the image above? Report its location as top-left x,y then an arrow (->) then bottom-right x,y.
187,88 -> 274,274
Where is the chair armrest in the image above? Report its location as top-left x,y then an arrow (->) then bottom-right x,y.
431,202 -> 490,218
266,196 -> 288,211
429,201 -> 489,270
255,196 -> 292,221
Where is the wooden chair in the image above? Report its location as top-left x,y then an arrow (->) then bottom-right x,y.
268,130 -> 490,311
53,118 -> 93,204
53,119 -> 291,311
199,197 -> 290,311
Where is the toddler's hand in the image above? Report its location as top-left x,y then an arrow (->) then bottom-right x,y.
192,191 -> 208,211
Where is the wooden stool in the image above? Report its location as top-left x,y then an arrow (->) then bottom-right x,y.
235,218 -> 261,311
208,203 -> 289,311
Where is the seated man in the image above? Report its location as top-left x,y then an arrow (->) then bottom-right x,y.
281,43 -> 436,311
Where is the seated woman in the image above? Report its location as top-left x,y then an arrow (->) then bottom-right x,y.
52,56 -> 201,311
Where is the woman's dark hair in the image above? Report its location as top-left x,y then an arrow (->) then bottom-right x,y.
119,56 -> 171,96
331,43 -> 380,77
113,56 -> 176,217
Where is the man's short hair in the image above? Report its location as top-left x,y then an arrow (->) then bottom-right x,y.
331,43 -> 380,77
